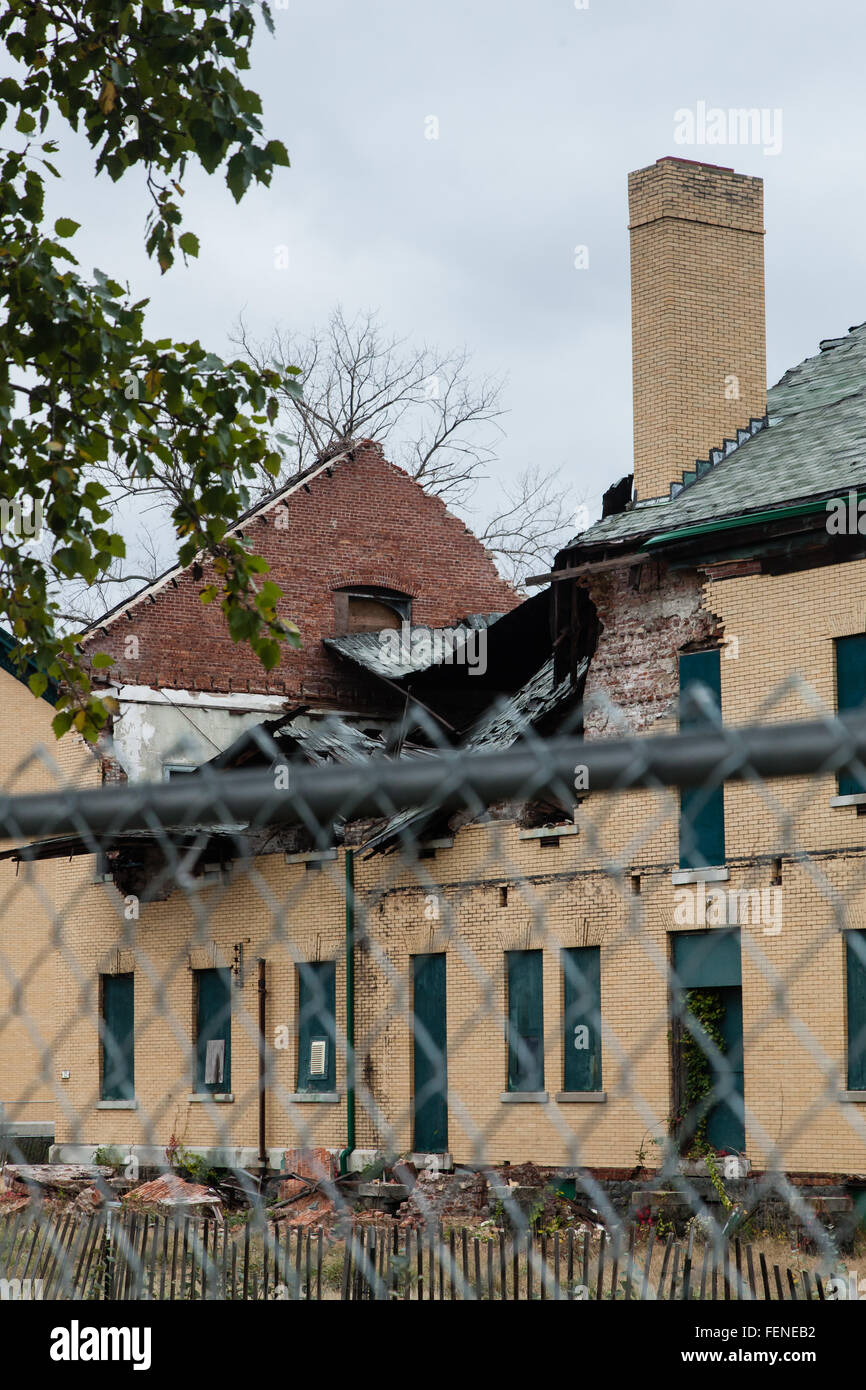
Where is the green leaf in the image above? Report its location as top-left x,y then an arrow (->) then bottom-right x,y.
54,217 -> 80,238
28,673 -> 48,698
52,711 -> 74,739
265,139 -> 290,167
226,149 -> 252,202
91,652 -> 114,669
178,231 -> 200,258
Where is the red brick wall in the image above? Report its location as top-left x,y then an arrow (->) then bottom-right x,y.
582,561 -> 723,737
84,442 -> 518,708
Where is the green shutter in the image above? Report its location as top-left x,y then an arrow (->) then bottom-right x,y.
412,953 -> 448,1151
846,931 -> 866,1089
507,950 -> 544,1091
672,929 -> 742,988
196,968 -> 232,1093
563,947 -> 602,1091
297,961 -> 336,1092
102,973 -> 134,1101
679,649 -> 726,868
836,636 -> 866,795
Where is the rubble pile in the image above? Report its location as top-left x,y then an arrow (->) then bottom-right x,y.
492,1163 -> 598,1228
397,1169 -> 490,1229
123,1173 -> 223,1220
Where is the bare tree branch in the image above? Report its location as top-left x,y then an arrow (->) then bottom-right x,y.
229,307 -> 578,577
58,308 -> 580,599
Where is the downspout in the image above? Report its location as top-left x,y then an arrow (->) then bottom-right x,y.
338,848 -> 356,1175
257,958 -> 268,1176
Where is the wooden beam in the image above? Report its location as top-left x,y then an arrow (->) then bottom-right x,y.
524,551 -> 648,587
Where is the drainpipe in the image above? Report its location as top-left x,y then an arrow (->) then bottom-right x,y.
257,958 -> 268,1176
338,849 -> 356,1176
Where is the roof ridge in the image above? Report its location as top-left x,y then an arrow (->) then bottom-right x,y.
82,446 -> 361,637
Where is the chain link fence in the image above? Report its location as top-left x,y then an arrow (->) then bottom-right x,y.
3,695 -> 866,1301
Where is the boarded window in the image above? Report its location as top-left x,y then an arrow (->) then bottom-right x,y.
679,648 -> 725,869
846,930 -> 866,1090
506,950 -> 544,1091
195,968 -> 231,1093
836,635 -> 866,795
297,961 -> 336,1092
562,947 -> 602,1091
101,973 -> 134,1101
332,586 -> 411,635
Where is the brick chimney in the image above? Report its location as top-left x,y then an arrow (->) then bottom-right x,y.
628,157 -> 766,501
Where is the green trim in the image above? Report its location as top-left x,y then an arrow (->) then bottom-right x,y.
0,629 -> 58,706
562,946 -> 602,1092
345,849 -> 355,1159
506,949 -> 544,1092
194,967 -> 232,1093
296,960 -> 337,1092
101,972 -> 135,1102
846,930 -> 866,1091
643,492 -> 866,551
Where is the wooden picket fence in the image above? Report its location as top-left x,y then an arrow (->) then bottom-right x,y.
0,1209 -> 841,1300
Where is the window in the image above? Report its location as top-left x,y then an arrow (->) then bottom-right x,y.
297,961 -> 336,1092
332,585 -> 411,635
506,950 -> 544,1091
195,968 -> 232,1093
562,947 -> 602,1091
846,931 -> 866,1089
678,648 -> 725,868
836,635 -> 866,795
101,973 -> 134,1101
163,764 -> 196,780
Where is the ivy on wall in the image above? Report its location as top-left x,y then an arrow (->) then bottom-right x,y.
680,987 -> 726,1150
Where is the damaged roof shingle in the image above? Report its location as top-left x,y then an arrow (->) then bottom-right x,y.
359,657 -> 586,854
325,616 -> 503,682
570,321 -> 866,549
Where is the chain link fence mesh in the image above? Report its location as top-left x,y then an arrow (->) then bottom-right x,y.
3,690 -> 866,1300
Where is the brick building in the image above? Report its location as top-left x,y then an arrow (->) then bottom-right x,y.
7,157 -> 866,1200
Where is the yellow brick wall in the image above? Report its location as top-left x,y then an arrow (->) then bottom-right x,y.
0,667 -> 98,1123
629,158 -> 767,501
20,553 -> 866,1176
54,853 -> 350,1161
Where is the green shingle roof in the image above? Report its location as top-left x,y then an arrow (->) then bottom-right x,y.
573,322 -> 866,549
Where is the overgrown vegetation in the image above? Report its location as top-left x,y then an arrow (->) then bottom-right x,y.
680,987 -> 727,1151
0,0 -> 300,738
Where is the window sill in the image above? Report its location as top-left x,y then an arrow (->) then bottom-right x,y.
96,1099 -> 138,1110
187,1093 -> 234,1103
671,867 -> 729,885
839,1091 -> 866,1102
288,1092 -> 340,1103
284,849 -> 338,865
554,1091 -> 606,1103
830,794 -> 866,808
499,1091 -> 549,1104
518,825 -> 577,841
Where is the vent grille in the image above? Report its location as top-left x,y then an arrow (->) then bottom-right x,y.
309,1040 -> 327,1076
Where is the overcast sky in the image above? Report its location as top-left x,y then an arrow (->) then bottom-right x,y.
17,0 -> 866,567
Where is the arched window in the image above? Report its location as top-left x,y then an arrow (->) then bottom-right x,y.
333,585 -> 412,635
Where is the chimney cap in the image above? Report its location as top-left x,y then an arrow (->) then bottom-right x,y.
654,155 -> 736,173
